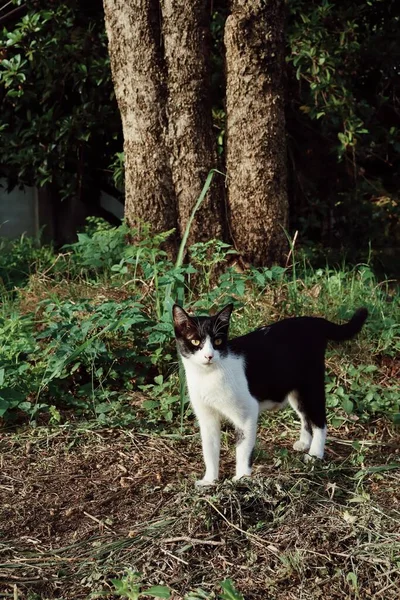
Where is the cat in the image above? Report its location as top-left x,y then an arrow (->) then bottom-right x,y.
172,303 -> 368,486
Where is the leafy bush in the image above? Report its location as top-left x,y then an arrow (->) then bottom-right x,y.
286,0 -> 400,254
0,222 -> 398,424
0,1 -> 121,197
64,217 -> 129,274
0,234 -> 54,290
109,572 -> 245,600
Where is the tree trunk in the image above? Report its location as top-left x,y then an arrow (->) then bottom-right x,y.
103,0 -> 178,250
161,0 -> 225,246
225,0 -> 288,266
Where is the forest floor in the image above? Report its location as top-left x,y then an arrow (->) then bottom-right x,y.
1,412 -> 399,600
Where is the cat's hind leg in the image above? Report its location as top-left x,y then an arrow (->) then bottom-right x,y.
306,423 -> 326,461
288,391 -> 312,452
297,382 -> 327,461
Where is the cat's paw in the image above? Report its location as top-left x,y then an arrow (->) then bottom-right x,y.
232,472 -> 252,482
293,440 -> 311,452
195,478 -> 217,488
304,453 -> 324,463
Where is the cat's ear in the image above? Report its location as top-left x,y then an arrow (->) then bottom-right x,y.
172,304 -> 191,329
215,303 -> 233,324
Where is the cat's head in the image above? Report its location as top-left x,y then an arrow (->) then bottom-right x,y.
172,304 -> 233,367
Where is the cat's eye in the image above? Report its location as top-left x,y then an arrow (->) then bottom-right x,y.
191,339 -> 201,346
214,338 -> 223,346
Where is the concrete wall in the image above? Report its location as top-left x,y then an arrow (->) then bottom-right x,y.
0,179 -> 123,240
0,180 -> 39,238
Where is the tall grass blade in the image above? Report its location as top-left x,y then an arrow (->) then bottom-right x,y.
163,169 -> 225,315
163,169 -> 225,432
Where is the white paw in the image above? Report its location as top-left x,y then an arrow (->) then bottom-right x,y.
195,478 -> 217,488
232,472 -> 252,482
293,440 -> 311,452
304,453 -> 323,463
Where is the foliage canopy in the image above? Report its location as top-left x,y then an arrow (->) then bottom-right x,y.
0,0 -> 399,262
0,0 -> 121,200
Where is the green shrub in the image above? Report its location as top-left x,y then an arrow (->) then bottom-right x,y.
0,234 -> 54,290
0,222 -> 398,424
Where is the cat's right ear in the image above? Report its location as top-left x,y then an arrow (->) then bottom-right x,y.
216,303 -> 234,324
172,304 -> 191,330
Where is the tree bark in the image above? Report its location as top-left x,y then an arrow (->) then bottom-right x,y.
161,0 -> 225,246
225,0 -> 288,266
103,0 -> 178,250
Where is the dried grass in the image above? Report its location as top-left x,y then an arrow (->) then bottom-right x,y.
1,418 -> 399,599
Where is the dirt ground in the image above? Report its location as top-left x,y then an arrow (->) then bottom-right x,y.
1,416 -> 399,599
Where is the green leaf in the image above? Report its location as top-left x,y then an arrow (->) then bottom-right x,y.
142,585 -> 171,598
354,464 -> 399,479
184,590 -> 210,600
95,402 -> 114,414
143,400 -> 159,410
111,579 -> 126,592
0,398 -> 10,417
219,580 -> 244,600
346,571 -> 358,588
342,398 -> 354,414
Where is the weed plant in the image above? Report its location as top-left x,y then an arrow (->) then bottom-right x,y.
0,233 -> 54,291
0,218 -> 399,425
107,570 -> 243,600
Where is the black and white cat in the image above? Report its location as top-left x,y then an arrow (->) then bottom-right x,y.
172,303 -> 368,486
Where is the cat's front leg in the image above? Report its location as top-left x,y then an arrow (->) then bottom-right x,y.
194,404 -> 221,487
230,401 -> 259,481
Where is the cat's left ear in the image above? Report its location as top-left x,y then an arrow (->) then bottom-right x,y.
215,303 -> 233,324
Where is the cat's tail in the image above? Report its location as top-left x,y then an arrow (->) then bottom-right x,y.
324,308 -> 368,342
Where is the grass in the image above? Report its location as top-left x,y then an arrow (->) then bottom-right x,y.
0,218 -> 399,598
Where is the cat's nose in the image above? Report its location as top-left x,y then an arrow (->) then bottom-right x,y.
204,353 -> 213,361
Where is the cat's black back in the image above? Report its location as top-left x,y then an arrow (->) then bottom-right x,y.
228,309 -> 368,405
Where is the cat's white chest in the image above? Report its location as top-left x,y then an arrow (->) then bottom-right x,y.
182,354 -> 251,411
